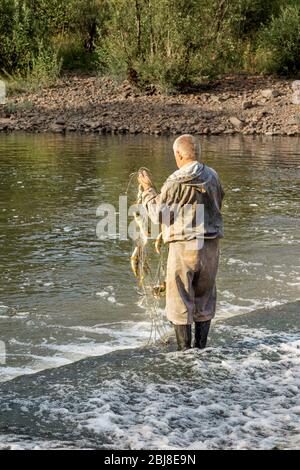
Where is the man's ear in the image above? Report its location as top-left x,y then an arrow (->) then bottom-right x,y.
176,150 -> 182,160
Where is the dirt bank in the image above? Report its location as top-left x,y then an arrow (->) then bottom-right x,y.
1,74 -> 300,136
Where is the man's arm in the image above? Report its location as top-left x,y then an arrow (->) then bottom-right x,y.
142,186 -> 167,225
138,170 -> 176,225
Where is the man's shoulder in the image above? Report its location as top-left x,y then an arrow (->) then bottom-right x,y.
204,165 -> 219,179
162,178 -> 181,192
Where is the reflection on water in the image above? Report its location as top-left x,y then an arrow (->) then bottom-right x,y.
0,133 -> 299,381
0,133 -> 299,449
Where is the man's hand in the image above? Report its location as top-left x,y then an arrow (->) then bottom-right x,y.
137,170 -> 153,191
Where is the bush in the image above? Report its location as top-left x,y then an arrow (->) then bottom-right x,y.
256,4 -> 300,75
59,37 -> 102,72
29,43 -> 62,86
0,0 -> 33,74
100,0 -> 219,92
99,0 -> 278,92
1,0 -> 300,93
4,44 -> 62,95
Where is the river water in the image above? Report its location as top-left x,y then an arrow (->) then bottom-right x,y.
0,134 -> 299,449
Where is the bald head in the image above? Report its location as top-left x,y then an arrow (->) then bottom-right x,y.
173,134 -> 200,168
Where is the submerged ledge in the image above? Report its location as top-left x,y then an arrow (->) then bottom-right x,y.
0,301 -> 299,450
0,300 -> 298,387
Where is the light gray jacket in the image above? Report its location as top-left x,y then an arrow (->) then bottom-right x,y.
142,162 -> 225,243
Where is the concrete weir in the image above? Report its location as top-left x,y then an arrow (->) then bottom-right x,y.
0,302 -> 299,450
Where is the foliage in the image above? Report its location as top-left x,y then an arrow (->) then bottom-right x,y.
256,3 -> 300,75
0,0 -> 299,93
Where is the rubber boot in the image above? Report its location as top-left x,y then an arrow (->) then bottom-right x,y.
173,324 -> 192,351
194,320 -> 211,349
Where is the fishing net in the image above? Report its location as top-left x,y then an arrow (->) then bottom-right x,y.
125,169 -> 170,346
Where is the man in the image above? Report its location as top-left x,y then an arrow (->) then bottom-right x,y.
138,134 -> 224,351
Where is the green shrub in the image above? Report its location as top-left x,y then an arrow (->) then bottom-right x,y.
29,43 -> 62,86
99,0 -> 276,92
100,0 -> 217,92
1,0 -> 300,92
59,37 -> 101,72
256,4 -> 300,75
0,0 -> 33,74
4,44 -> 62,95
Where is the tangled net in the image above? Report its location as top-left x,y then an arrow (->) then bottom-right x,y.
125,169 -> 170,346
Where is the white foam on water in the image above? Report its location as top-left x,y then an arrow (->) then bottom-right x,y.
0,351 -> 76,383
44,321 -> 153,360
15,311 -> 30,317
221,290 -> 236,300
0,304 -> 165,382
66,320 -> 153,341
0,435 -> 86,450
95,286 -> 124,306
44,341 -> 133,359
96,291 -> 108,297
217,299 -> 283,321
1,323 -> 298,450
227,258 -> 263,267
75,330 -> 300,450
9,338 -> 32,346
0,292 -> 288,385
0,366 -> 36,383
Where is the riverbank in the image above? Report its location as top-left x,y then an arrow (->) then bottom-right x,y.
1,74 -> 300,136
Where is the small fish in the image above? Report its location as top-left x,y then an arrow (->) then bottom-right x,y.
133,211 -> 149,246
130,246 -> 140,277
152,281 -> 166,299
155,232 -> 163,255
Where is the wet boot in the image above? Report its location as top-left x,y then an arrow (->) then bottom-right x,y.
194,320 -> 211,349
173,324 -> 192,351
